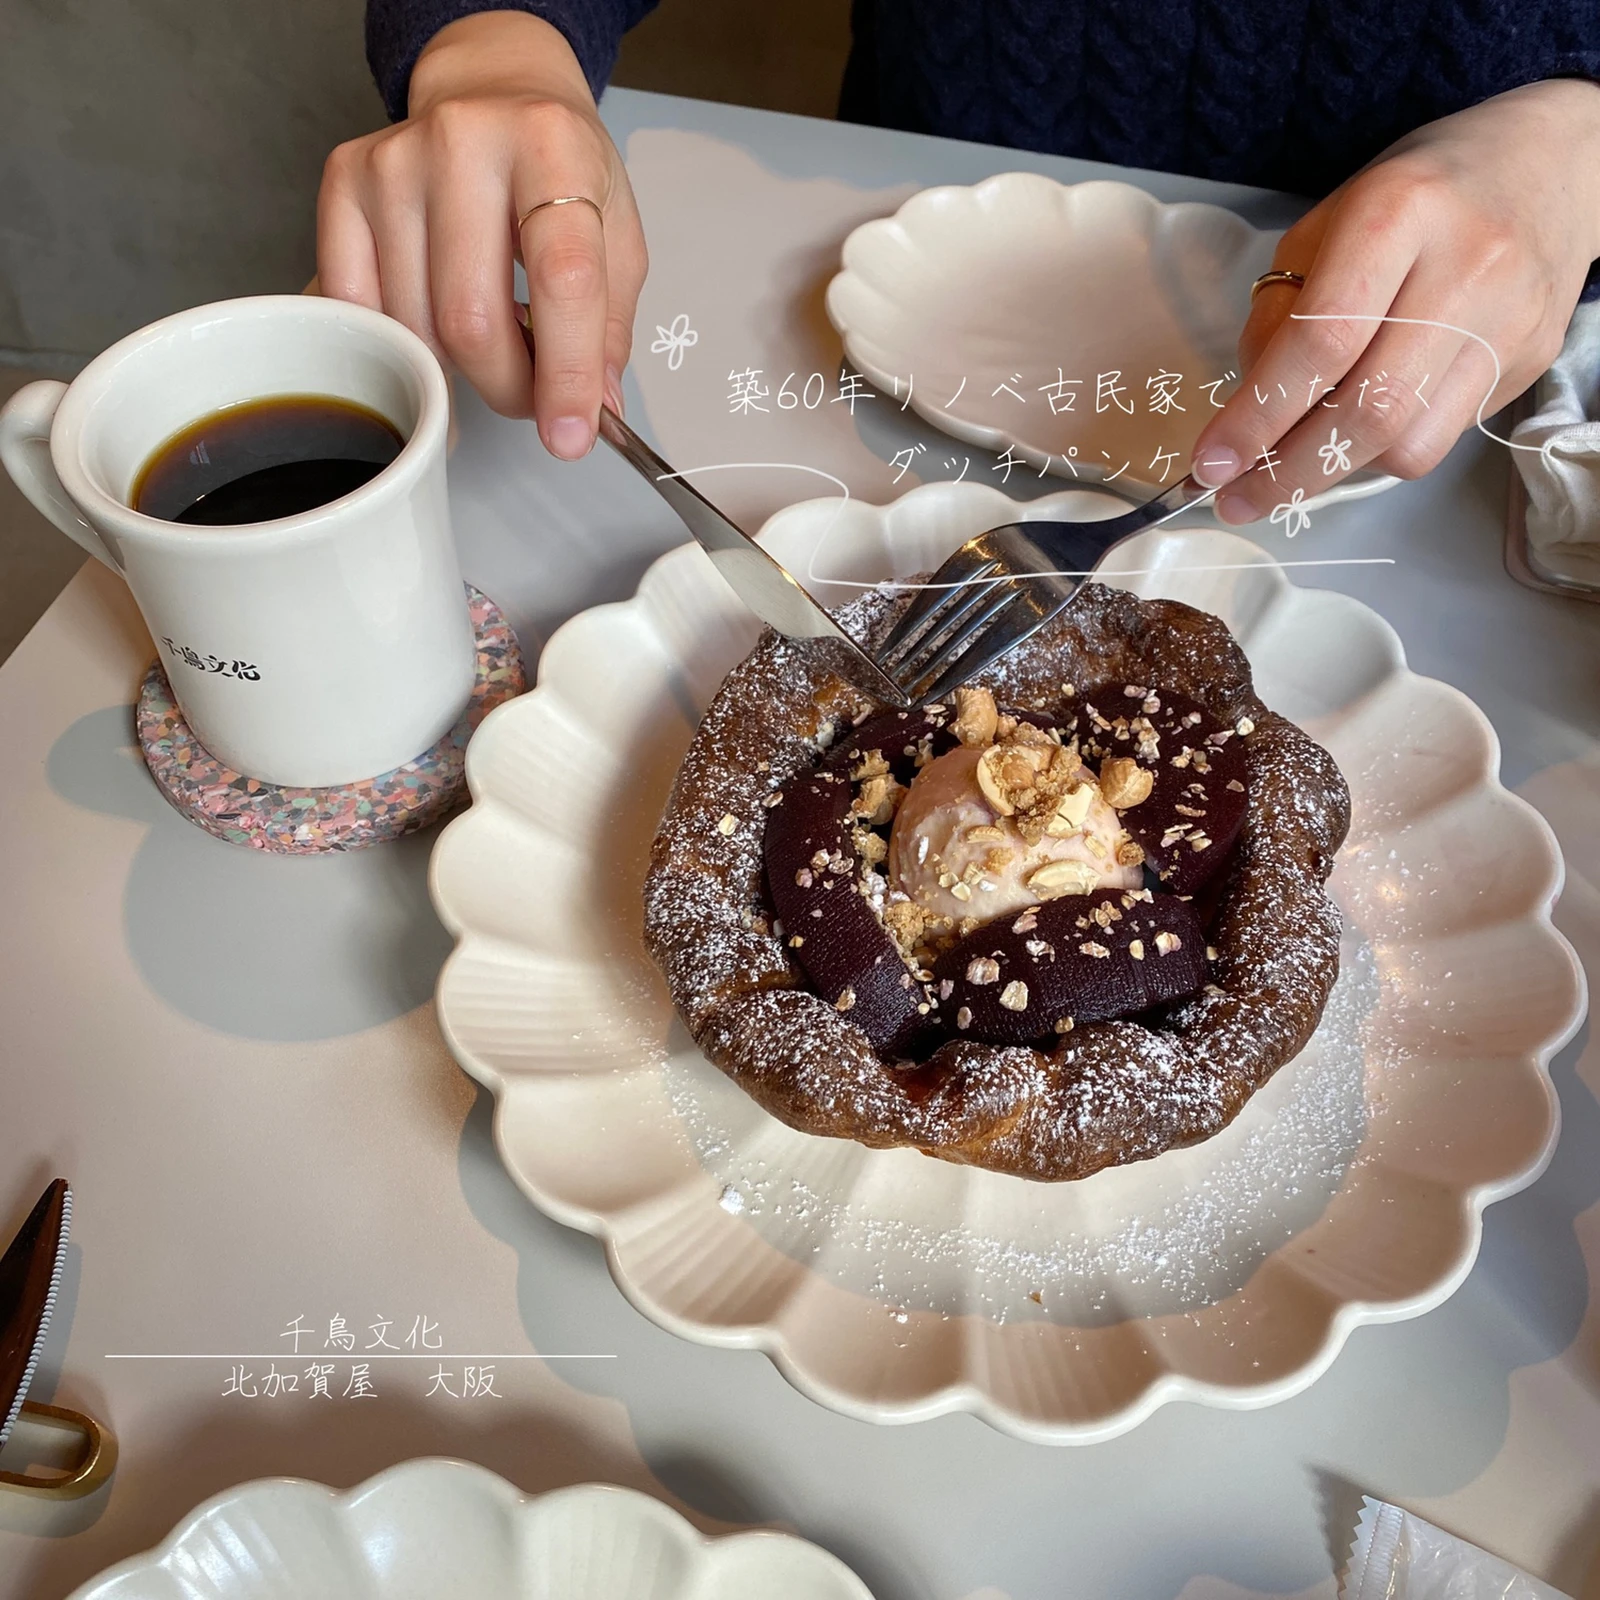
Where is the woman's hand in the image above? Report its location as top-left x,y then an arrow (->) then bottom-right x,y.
316,11 -> 647,459
1190,79 -> 1600,520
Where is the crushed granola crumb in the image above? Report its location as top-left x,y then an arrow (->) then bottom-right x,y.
951,685 -> 999,747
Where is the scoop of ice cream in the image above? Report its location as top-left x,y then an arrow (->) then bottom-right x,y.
887,742 -> 1141,927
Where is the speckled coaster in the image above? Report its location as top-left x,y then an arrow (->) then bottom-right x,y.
137,585 -> 525,853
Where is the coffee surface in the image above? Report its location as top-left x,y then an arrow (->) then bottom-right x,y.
132,395 -> 403,525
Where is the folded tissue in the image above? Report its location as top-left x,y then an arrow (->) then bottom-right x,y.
1511,298 -> 1600,588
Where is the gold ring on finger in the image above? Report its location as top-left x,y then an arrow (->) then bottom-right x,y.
1250,269 -> 1307,301
517,195 -> 605,230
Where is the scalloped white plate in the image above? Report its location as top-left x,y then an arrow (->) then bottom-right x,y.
69,1460 -> 872,1599
825,172 -> 1396,508
430,480 -> 1583,1444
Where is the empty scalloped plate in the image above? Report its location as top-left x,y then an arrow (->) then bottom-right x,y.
68,1460 -> 874,1599
825,171 -> 1396,508
428,479 -> 1582,1444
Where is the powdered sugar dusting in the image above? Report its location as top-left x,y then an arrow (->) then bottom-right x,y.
663,928 -> 1379,1324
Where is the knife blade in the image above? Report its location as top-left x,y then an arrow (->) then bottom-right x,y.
595,406 -> 910,705
0,1178 -> 69,1451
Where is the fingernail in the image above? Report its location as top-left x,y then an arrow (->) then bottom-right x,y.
1193,446 -> 1244,489
604,364 -> 625,417
545,416 -> 594,460
1215,491 -> 1259,525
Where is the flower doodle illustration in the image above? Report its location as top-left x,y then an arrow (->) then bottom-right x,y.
1270,486 -> 1312,539
651,312 -> 699,371
1317,425 -> 1353,476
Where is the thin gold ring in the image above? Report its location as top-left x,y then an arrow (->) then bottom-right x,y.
517,195 -> 604,230
1250,269 -> 1307,301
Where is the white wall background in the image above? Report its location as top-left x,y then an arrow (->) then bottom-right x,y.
0,0 -> 852,367
0,0 -> 385,364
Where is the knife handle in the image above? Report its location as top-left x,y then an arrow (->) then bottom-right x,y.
0,1401 -> 117,1499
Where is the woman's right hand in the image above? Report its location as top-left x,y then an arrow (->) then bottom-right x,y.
316,11 -> 646,459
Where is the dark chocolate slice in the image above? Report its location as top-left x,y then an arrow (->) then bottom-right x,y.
931,887 -> 1206,1044
762,764 -> 930,1055
1066,683 -> 1248,896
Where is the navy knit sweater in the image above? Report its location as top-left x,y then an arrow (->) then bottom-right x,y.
367,0 -> 1600,196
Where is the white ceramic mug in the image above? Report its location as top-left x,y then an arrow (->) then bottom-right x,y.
0,295 -> 477,787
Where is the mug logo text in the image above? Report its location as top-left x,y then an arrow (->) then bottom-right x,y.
162,637 -> 261,682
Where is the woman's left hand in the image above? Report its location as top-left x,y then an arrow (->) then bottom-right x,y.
1190,79 -> 1600,521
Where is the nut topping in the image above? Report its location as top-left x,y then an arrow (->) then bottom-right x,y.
1098,756 -> 1154,809
852,773 -> 904,826
1027,859 -> 1100,898
1047,782 -> 1096,834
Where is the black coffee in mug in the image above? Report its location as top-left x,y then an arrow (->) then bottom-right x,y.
132,394 -> 403,525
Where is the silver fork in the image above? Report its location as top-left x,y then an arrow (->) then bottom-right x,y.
598,405 -> 1213,707
873,474 -> 1217,704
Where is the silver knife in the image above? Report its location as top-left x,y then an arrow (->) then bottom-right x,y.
0,1179 -> 117,1498
597,406 -> 909,705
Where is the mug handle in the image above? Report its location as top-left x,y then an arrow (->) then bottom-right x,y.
0,381 -> 123,572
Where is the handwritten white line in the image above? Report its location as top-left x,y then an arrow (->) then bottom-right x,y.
811,556 -> 1398,593
103,1353 -> 615,1361
643,460 -> 1400,597
645,458 -> 858,591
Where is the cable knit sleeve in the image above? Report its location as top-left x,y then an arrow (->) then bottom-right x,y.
366,0 -> 661,120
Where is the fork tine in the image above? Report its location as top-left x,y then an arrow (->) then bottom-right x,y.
910,586 -> 1059,705
876,547 -> 1001,663
885,567 -> 1012,680
902,581 -> 1028,700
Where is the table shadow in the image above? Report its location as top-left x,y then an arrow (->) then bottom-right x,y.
8,1388 -> 662,1600
45,704 -> 453,1042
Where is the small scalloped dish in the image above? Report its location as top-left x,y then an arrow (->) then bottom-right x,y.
68,1460 -> 873,1599
825,172 -> 1395,507
430,480 -> 1583,1444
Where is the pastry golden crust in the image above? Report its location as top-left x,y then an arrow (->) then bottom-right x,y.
642,582 -> 1350,1182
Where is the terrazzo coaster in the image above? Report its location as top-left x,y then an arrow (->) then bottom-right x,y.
136,585 -> 525,853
